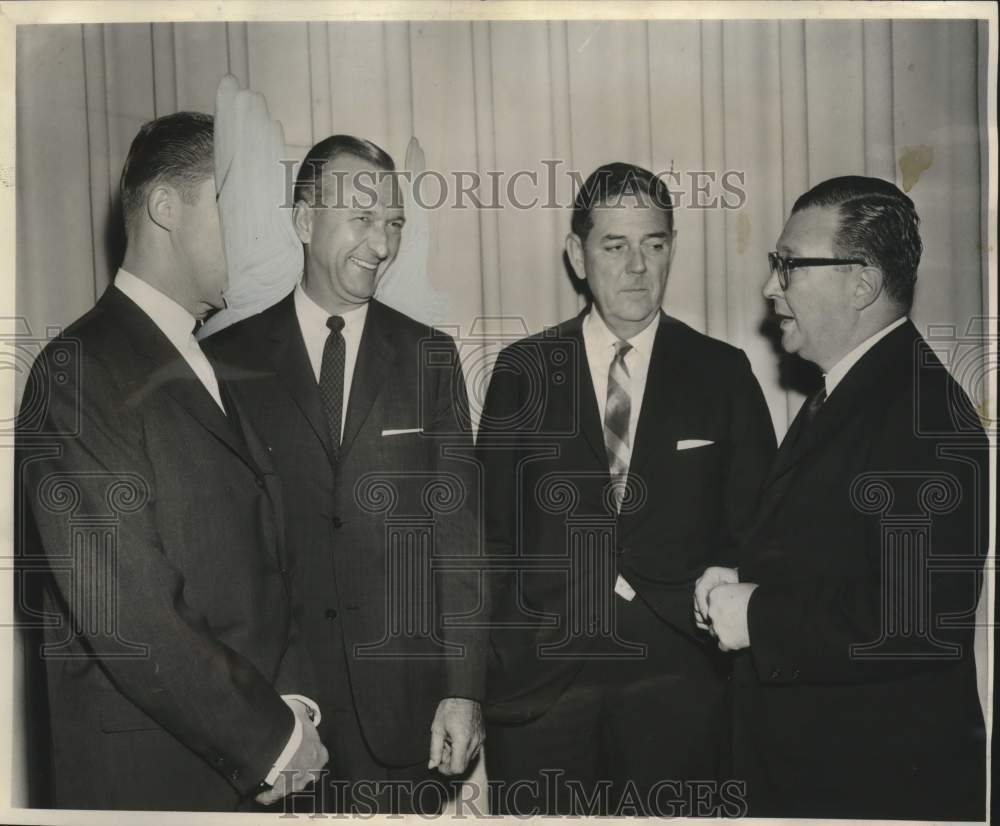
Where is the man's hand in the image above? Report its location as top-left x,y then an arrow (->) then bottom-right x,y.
705,582 -> 758,652
255,701 -> 329,806
694,566 -> 740,629
428,697 -> 484,776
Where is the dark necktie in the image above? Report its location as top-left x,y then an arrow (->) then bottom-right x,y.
604,340 -> 632,511
782,384 -> 827,453
319,316 -> 346,452
804,385 -> 827,421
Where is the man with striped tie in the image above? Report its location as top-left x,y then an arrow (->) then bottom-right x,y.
479,162 -> 776,815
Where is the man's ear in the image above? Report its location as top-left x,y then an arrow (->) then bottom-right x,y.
852,265 -> 885,310
565,233 -> 586,282
147,185 -> 177,232
293,200 -> 313,244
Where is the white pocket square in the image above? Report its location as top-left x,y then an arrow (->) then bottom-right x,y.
676,439 -> 715,450
381,427 -> 423,437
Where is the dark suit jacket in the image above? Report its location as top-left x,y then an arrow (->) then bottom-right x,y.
206,295 -> 485,768
15,286 -> 305,811
479,309 -> 776,724
734,320 -> 987,820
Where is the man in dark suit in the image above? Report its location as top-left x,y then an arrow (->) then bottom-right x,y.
206,135 -> 485,813
696,176 -> 987,820
479,162 -> 776,815
15,112 -> 327,810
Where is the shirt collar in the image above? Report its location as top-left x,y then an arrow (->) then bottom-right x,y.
825,315 -> 908,397
583,306 -> 659,362
294,283 -> 369,334
114,268 -> 198,352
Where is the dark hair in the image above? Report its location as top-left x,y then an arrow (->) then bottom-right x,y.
571,162 -> 674,241
792,175 -> 922,311
294,134 -> 395,207
120,111 -> 215,234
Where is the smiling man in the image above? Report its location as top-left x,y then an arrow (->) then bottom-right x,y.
479,162 -> 776,815
206,135 -> 484,813
695,176 -> 987,819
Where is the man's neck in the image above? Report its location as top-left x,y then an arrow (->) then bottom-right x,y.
593,306 -> 659,342
121,247 -> 197,317
818,307 -> 905,373
301,280 -> 370,317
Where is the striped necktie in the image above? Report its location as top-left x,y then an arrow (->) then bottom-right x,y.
604,340 -> 633,511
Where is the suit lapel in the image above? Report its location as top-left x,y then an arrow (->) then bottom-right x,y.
262,294 -> 337,463
754,319 -> 918,528
563,314 -> 607,468
104,287 -> 256,469
340,300 -> 395,460
629,313 -> 684,478
761,390 -> 818,488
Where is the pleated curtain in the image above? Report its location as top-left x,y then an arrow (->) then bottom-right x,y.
11,18 -> 991,805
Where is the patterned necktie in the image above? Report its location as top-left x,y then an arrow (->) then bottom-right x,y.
805,385 -> 827,421
783,384 -> 827,452
319,315 -> 346,452
604,340 -> 633,511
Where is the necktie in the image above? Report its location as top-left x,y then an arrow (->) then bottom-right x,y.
804,385 -> 827,422
604,340 -> 633,511
782,384 -> 827,452
319,316 -> 346,452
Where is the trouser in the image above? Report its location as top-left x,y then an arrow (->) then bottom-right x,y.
284,627 -> 462,815
487,591 -> 727,816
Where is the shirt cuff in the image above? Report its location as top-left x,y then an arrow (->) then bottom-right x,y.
262,695 -> 321,787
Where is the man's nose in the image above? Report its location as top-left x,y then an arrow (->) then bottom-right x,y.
367,222 -> 389,259
626,247 -> 647,274
762,270 -> 782,300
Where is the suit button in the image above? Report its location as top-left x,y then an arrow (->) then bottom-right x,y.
230,768 -> 241,782
324,609 -> 338,620
791,668 -> 800,680
770,667 -> 782,679
215,756 -> 225,766
332,516 -> 343,529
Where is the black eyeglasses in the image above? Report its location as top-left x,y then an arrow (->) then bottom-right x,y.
767,251 -> 867,290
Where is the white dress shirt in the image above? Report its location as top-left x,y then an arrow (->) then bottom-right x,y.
582,307 -> 659,601
582,306 -> 659,474
114,269 -> 320,785
114,269 -> 225,411
825,316 -> 908,398
294,283 -> 368,436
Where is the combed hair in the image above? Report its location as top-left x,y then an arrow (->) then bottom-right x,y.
293,134 -> 395,208
571,162 -> 674,241
119,111 -> 215,234
792,175 -> 923,311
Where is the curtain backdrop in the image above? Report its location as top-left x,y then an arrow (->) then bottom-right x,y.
12,17 -> 991,806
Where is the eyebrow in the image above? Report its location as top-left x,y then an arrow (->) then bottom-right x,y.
599,232 -> 670,242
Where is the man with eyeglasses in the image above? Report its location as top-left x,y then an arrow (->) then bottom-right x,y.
693,175 -> 987,819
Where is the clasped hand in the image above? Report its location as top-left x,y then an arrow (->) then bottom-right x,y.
693,566 -> 757,652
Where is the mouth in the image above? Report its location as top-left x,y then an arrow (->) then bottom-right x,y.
771,308 -> 795,329
349,256 -> 379,272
